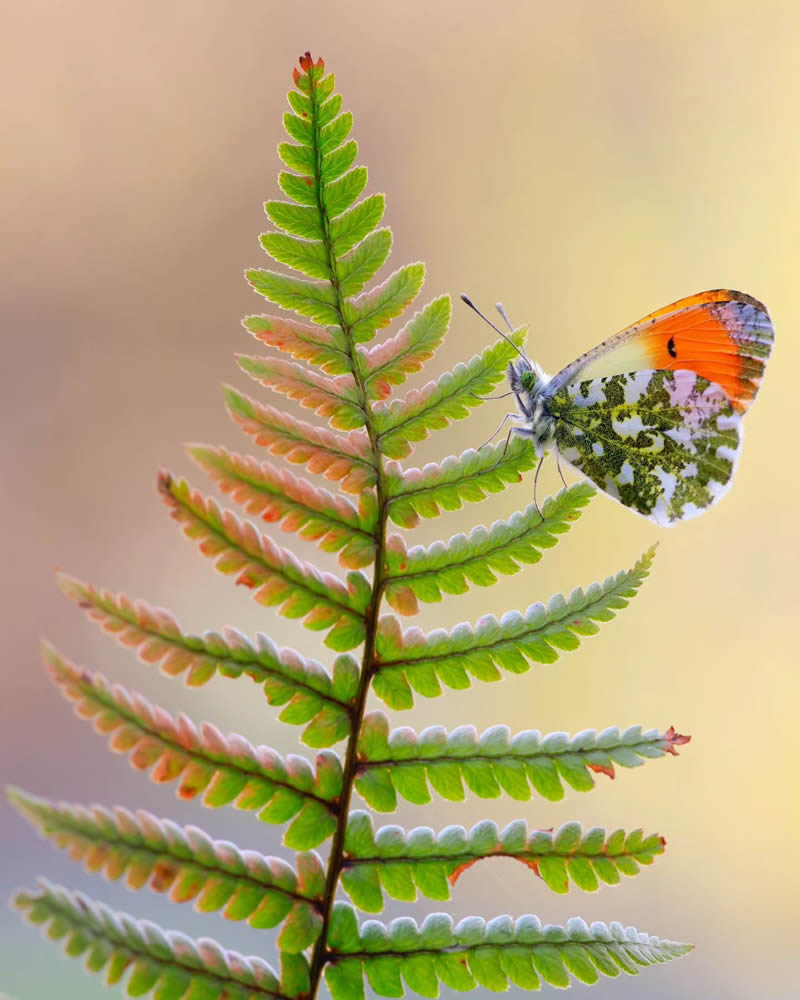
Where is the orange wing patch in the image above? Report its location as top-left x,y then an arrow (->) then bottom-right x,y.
561,290 -> 774,414
632,291 -> 773,412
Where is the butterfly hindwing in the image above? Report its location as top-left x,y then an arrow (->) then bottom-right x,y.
548,369 -> 742,524
547,290 -> 774,414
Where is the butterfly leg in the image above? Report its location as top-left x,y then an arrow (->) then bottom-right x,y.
532,454 -> 545,519
478,411 -> 517,451
477,424 -> 520,474
555,449 -> 568,490
470,390 -> 515,401
506,425 -> 548,517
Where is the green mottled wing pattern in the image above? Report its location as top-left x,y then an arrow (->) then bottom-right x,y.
547,369 -> 741,524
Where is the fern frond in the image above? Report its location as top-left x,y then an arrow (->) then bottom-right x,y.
12,52 -> 693,1000
242,314 -> 350,375
224,385 -> 376,493
57,572 -> 354,747
15,879 -> 299,999
324,904 -> 692,998
354,713 -> 687,810
236,354 -> 366,430
373,548 -> 656,708
383,485 -> 594,612
340,811 -> 664,910
361,295 -> 451,400
188,445 -> 376,570
43,643 -> 340,848
384,437 -> 541,528
158,471 -> 367,651
9,788 -> 324,951
372,330 -> 527,459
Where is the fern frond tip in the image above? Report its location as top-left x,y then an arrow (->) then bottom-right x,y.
662,725 -> 692,755
156,467 -> 173,498
295,52 -> 325,86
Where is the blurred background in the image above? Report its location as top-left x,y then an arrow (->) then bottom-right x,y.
2,1 -> 798,997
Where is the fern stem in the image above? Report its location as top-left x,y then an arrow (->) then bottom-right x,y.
306,475 -> 387,995
302,61 -> 390,1000
307,504 -> 385,995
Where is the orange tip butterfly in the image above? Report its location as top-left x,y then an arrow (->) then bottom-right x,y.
465,290 -> 774,524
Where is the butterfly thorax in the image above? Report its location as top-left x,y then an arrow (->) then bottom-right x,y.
507,357 -> 557,453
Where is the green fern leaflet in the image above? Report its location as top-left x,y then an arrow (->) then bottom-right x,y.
9,51 -> 693,1000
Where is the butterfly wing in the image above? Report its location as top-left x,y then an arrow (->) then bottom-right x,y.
547,290 -> 773,414
548,369 -> 741,524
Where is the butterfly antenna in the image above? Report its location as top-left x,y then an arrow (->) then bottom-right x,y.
496,302 -> 530,360
461,293 -> 528,361
495,302 -> 513,331
494,302 -> 514,332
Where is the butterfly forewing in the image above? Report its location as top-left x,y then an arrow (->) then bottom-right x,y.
547,290 -> 774,414
548,369 -> 742,524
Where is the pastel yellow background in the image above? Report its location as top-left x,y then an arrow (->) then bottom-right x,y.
2,2 -> 797,998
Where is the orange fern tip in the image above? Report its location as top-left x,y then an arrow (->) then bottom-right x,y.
294,52 -> 325,89
662,726 -> 691,756
156,469 -> 174,497
54,571 -> 92,610
298,51 -> 324,74
40,643 -> 95,697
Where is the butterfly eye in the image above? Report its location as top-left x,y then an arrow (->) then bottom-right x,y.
519,369 -> 538,392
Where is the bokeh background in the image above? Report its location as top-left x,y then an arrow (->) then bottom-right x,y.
2,1 -> 798,998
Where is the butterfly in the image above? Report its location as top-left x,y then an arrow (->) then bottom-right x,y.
467,290 -> 774,524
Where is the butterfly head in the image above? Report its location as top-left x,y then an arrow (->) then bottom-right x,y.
518,366 -> 539,394
507,357 -> 557,452
508,356 -> 549,401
